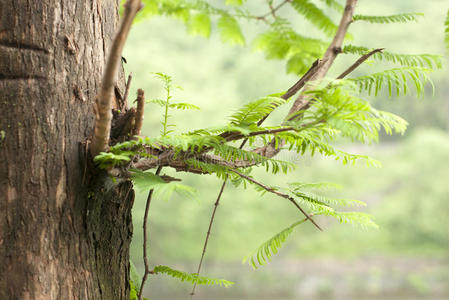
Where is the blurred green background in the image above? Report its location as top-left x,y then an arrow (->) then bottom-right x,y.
123,0 -> 449,299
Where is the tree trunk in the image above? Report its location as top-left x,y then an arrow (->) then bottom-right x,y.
0,1 -> 133,299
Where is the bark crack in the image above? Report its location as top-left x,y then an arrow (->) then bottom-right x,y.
0,41 -> 50,54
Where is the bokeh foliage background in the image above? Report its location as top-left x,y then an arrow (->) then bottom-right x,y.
123,0 -> 449,299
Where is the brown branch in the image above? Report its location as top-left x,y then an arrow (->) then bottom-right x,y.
134,120 -> 324,173
90,0 -> 143,157
336,48 -> 384,79
248,0 -> 358,157
286,0 -> 358,119
138,166 -> 163,300
255,58 -> 326,127
220,58 -> 325,142
123,72 -> 133,109
230,169 -> 322,231
133,88 -> 145,136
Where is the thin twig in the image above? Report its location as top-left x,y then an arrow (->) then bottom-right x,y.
138,165 -> 162,300
123,72 -> 133,109
262,0 -> 291,19
336,48 -> 384,79
230,169 -> 322,231
190,180 -> 227,297
90,0 -> 143,156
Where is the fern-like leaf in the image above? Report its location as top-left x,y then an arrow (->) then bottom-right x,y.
317,0 -> 344,12
185,159 -> 232,180
229,96 -> 285,126
153,265 -> 234,287
94,151 -> 132,168
213,143 -> 296,174
348,67 -> 434,97
290,0 -> 338,36
169,102 -> 200,110
324,211 -> 379,229
131,170 -> 197,201
353,13 -> 423,24
225,0 -> 245,6
253,18 -> 327,74
287,181 -> 342,191
343,45 -> 442,69
283,190 -> 378,228
243,218 -> 309,269
291,189 -> 366,208
276,130 -> 381,166
217,14 -> 245,45
445,10 -> 449,55
187,12 -> 211,37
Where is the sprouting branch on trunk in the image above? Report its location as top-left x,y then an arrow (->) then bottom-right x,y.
123,72 -> 133,109
133,88 -> 145,137
90,0 -> 143,157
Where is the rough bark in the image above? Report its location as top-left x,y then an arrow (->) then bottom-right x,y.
0,1 -> 133,299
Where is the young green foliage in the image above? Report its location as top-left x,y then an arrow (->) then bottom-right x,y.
244,181 -> 377,269
217,14 -> 245,45
110,2 -> 443,298
317,0 -> 344,12
149,73 -> 200,137
445,10 -> 449,55
94,151 -> 132,168
353,13 -> 424,24
348,67 -> 434,97
289,0 -> 338,36
131,170 -> 197,201
243,217 -> 310,269
152,265 -> 234,287
187,12 -> 212,37
253,17 -> 327,74
228,96 -> 286,126
343,45 -> 442,69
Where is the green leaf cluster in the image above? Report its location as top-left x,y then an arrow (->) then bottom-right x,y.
244,181 -> 378,269
153,265 -> 234,287
131,170 -> 197,201
253,18 -> 327,74
353,13 -> 424,24
113,1 -> 443,294
289,0 -> 338,36
140,0 -> 246,45
445,10 -> 449,55
348,67 -> 434,97
343,45 -> 442,69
